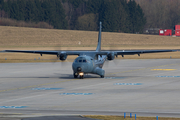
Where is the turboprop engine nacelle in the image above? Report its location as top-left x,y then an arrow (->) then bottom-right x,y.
107,52 -> 115,60
59,53 -> 67,61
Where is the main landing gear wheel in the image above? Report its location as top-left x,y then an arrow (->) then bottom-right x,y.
101,75 -> 104,78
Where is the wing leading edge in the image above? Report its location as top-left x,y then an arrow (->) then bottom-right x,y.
3,49 -> 179,56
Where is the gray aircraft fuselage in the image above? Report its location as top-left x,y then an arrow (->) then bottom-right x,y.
72,55 -> 106,79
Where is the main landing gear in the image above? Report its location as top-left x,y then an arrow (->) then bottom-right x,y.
101,75 -> 104,78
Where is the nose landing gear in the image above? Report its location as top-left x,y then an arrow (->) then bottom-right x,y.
79,72 -> 84,79
74,72 -> 84,79
79,75 -> 84,79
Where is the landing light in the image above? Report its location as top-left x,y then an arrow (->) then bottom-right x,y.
79,72 -> 84,76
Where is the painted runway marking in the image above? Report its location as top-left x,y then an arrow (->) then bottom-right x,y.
151,69 -> 176,71
0,79 -> 73,93
0,106 -> 27,109
32,88 -> 63,90
105,77 -> 125,79
108,63 -> 180,75
114,83 -> 142,85
156,76 -> 180,78
59,93 -> 93,95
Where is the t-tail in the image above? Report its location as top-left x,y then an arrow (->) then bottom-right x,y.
96,22 -> 102,52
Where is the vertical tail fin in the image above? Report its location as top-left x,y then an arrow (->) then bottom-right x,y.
96,21 -> 102,52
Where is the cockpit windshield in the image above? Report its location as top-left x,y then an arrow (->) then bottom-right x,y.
74,57 -> 88,63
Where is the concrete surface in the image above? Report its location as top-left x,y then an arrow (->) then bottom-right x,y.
0,59 -> 180,119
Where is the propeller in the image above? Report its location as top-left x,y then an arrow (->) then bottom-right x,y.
105,45 -> 120,67
50,45 -> 70,65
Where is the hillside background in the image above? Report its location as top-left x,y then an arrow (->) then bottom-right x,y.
0,0 -> 180,33
135,0 -> 180,29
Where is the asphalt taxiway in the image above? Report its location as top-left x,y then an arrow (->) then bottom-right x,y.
0,59 -> 180,119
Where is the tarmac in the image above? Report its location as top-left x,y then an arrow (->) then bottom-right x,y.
0,59 -> 180,120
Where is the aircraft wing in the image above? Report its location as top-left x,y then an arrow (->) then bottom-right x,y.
3,50 -> 82,56
3,49 -> 179,56
3,50 -> 58,55
113,49 -> 179,55
2,49 -> 179,61
3,50 -> 108,56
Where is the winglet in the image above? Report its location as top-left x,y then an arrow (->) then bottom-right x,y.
96,21 -> 102,52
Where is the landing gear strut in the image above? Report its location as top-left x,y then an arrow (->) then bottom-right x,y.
101,75 -> 104,78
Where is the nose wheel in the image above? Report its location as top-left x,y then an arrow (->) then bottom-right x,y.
79,75 -> 84,79
74,72 -> 84,79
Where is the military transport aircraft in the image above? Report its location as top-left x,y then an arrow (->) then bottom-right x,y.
3,22 -> 179,79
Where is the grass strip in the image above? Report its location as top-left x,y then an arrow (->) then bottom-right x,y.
84,115 -> 180,120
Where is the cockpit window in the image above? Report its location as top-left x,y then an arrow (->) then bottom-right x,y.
83,59 -> 87,62
74,57 -> 89,63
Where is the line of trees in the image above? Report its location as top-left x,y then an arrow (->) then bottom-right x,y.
67,0 -> 146,33
0,0 -> 68,29
0,0 -> 146,33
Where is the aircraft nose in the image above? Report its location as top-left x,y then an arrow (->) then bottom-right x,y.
77,67 -> 82,72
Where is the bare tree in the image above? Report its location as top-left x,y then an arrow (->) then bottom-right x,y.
136,0 -> 180,29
